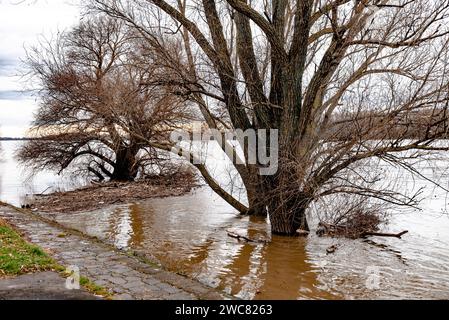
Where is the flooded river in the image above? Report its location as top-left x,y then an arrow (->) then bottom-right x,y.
0,141 -> 84,205
1,140 -> 449,299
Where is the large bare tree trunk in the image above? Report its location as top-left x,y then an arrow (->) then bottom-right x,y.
242,156 -> 310,233
111,146 -> 139,181
268,192 -> 310,235
241,167 -> 268,217
245,182 -> 268,217
265,160 -> 311,235
91,0 -> 449,237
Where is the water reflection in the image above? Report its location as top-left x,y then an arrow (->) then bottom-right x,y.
106,204 -> 145,248
45,186 -> 449,299
3,140 -> 449,299
76,198 -> 338,299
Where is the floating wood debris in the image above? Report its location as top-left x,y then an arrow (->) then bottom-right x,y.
227,231 -> 269,244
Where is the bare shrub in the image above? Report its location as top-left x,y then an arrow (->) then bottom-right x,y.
313,193 -> 389,239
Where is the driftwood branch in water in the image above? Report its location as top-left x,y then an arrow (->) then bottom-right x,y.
317,222 -> 408,239
362,230 -> 409,238
227,231 -> 268,243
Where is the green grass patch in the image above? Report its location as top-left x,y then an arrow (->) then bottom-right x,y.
0,218 -> 111,298
79,276 -> 112,298
0,219 -> 57,277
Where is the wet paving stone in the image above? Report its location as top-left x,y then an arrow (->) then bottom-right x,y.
0,272 -> 100,300
113,293 -> 134,300
0,205 -> 228,300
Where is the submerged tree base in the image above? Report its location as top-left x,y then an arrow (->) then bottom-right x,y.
27,171 -> 198,213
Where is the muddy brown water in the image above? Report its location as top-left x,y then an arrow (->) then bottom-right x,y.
2,141 -> 449,299
41,186 -> 449,300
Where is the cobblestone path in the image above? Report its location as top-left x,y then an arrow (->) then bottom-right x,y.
0,204 -> 227,300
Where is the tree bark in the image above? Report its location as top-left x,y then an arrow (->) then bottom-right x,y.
246,183 -> 268,217
268,193 -> 310,235
111,146 -> 139,181
264,161 -> 311,235
242,168 -> 268,217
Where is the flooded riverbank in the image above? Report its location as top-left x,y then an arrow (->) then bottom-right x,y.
41,185 -> 449,299
2,140 -> 449,299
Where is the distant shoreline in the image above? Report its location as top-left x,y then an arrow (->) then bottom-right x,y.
0,138 -> 37,141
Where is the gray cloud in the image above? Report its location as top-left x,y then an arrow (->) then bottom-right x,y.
0,1 -> 80,137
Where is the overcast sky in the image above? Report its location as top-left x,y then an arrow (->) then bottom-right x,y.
0,0 -> 81,137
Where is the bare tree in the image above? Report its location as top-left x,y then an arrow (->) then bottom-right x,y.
18,16 -> 193,181
90,0 -> 449,235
